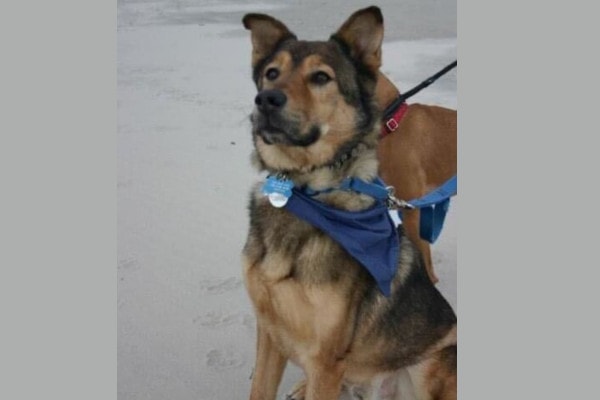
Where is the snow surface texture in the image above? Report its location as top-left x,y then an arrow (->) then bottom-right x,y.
118,1 -> 456,399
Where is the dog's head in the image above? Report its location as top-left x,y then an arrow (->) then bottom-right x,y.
243,6 -> 384,173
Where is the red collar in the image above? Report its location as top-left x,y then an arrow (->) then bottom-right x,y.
380,101 -> 409,139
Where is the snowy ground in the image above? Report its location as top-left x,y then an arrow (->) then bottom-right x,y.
118,1 -> 456,399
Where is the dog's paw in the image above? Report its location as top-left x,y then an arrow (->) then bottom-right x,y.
285,379 -> 306,400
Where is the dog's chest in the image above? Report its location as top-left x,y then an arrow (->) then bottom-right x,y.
243,200 -> 365,356
250,194 -> 341,273
245,198 -> 355,283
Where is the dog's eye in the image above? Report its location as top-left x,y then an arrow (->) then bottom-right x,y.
310,71 -> 332,85
265,68 -> 280,81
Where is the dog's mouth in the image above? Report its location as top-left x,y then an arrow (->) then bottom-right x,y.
256,122 -> 287,145
257,125 -> 321,147
253,114 -> 321,147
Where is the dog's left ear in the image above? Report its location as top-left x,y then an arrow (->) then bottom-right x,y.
331,6 -> 384,72
242,14 -> 296,67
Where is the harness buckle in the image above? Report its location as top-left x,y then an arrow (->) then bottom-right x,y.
385,118 -> 399,132
385,186 -> 415,210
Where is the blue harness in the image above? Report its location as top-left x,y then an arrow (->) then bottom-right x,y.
399,175 -> 457,244
261,175 -> 457,296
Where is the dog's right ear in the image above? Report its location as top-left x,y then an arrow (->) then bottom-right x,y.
242,14 -> 296,67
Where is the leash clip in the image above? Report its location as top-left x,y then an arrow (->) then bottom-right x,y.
386,186 -> 415,210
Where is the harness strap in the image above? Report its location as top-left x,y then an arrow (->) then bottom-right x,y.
418,198 -> 450,243
396,175 -> 457,244
303,177 -> 390,201
409,175 -> 457,209
339,177 -> 390,200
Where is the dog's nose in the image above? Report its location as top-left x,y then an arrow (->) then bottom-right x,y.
254,90 -> 287,112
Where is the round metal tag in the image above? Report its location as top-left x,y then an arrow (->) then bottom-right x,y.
268,193 -> 289,208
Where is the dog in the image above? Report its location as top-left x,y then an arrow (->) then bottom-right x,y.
242,6 -> 456,400
375,73 -> 457,284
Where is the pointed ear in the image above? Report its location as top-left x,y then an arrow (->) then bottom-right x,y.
331,6 -> 384,71
242,14 -> 296,67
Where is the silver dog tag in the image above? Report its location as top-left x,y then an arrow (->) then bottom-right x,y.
268,192 -> 289,208
262,175 -> 294,208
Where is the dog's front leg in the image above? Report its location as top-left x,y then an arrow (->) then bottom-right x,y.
302,358 -> 346,400
249,324 -> 287,400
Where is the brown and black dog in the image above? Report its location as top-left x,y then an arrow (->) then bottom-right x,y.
375,74 -> 457,284
242,6 -> 456,400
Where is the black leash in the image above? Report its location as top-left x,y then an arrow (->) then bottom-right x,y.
383,60 -> 457,119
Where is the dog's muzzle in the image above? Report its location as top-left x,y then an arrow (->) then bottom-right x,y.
252,89 -> 321,147
255,89 -> 287,114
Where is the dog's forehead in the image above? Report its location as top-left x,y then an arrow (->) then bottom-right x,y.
279,40 -> 346,68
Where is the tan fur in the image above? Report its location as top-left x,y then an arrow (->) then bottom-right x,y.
375,73 -> 457,284
407,348 -> 457,400
243,245 -> 358,399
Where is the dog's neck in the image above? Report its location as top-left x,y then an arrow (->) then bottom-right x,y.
290,146 -> 380,211
288,142 -> 378,186
252,129 -> 379,180
253,135 -> 380,210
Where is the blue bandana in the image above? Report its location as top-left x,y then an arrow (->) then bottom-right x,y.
282,185 -> 399,296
